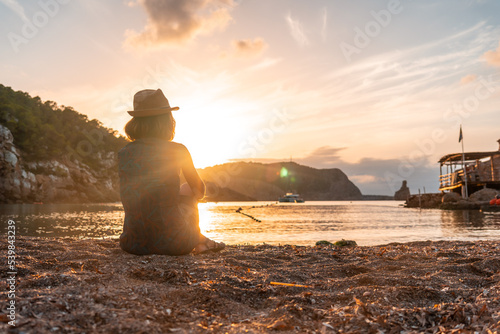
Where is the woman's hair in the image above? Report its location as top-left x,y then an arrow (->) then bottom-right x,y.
124,113 -> 176,141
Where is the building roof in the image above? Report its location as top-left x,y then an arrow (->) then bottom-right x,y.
438,151 -> 500,164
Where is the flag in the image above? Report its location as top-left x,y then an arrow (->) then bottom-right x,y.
459,125 -> 463,143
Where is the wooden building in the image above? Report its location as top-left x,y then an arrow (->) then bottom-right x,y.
439,139 -> 500,196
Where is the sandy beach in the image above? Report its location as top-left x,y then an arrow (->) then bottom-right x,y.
1,236 -> 500,333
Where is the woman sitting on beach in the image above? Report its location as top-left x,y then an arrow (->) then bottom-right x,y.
118,89 -> 225,255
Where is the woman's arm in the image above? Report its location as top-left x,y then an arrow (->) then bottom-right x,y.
180,145 -> 205,200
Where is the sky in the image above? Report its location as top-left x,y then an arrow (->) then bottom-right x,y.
1,0 -> 500,196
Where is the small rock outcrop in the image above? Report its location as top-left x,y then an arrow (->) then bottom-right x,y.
469,188 -> 499,202
405,189 -> 500,210
405,193 -> 443,208
442,192 -> 462,203
394,180 -> 410,200
439,189 -> 499,210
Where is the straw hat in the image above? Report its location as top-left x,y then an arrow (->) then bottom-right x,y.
127,89 -> 179,117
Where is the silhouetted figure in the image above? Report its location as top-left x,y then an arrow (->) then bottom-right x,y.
118,89 -> 225,255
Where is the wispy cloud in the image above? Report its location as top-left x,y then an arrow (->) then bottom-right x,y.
124,0 -> 236,48
465,0 -> 489,5
298,146 -> 345,166
285,12 -> 308,48
483,41 -> 500,67
231,37 -> 268,57
460,74 -> 477,84
257,22 -> 500,176
320,7 -> 327,43
321,22 -> 495,115
247,58 -> 283,71
0,0 -> 28,22
349,174 -> 377,184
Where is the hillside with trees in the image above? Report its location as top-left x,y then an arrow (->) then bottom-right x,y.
0,84 -> 128,168
0,84 -> 128,203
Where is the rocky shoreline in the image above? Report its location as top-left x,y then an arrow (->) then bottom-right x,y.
1,237 -> 499,333
405,188 -> 500,210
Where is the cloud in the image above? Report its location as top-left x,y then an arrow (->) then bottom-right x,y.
320,7 -> 327,42
466,0 -> 489,5
0,0 -> 28,22
247,58 -> 282,71
460,74 -> 477,84
124,0 -> 236,48
483,41 -> 500,67
298,146 -> 345,167
231,38 -> 268,57
349,174 -> 377,184
285,12 -> 309,47
125,0 -> 138,7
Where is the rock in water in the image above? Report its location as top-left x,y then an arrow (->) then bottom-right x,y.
442,192 -> 461,203
469,188 -> 499,202
394,180 -> 410,200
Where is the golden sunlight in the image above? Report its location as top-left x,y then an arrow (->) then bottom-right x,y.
174,101 -> 254,168
197,203 -> 212,235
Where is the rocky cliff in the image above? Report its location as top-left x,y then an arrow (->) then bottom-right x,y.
0,124 -> 120,203
198,161 -> 363,201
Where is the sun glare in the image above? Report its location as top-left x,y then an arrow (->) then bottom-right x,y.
198,203 -> 212,235
173,98 -> 255,168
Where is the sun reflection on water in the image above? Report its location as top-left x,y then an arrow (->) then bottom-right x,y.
198,203 -> 213,235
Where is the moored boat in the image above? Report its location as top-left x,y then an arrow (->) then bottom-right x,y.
278,193 -> 305,203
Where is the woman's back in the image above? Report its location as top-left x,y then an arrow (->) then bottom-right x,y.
119,138 -> 192,255
119,138 -> 182,206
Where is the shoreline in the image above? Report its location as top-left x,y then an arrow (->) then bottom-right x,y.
1,236 -> 499,333
0,199 -> 403,206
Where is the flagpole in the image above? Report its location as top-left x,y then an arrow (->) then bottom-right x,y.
460,124 -> 468,198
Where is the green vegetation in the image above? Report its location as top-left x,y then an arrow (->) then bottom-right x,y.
315,240 -> 334,246
0,84 -> 128,168
333,239 -> 357,247
315,239 -> 358,247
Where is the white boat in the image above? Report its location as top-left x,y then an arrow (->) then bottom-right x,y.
278,193 -> 305,203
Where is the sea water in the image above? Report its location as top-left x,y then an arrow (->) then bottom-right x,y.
1,201 -> 500,246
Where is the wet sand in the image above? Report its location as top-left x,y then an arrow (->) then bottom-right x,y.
1,237 -> 500,333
